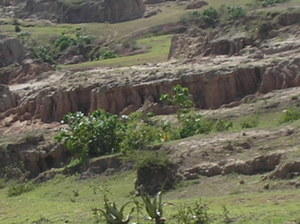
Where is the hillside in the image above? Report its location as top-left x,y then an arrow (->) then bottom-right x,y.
1,0 -> 300,223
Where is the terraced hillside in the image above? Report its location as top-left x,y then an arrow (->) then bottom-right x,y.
1,0 -> 300,223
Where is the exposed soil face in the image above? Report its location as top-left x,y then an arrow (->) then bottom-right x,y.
0,129 -> 69,179
1,42 -> 300,124
16,0 -> 145,23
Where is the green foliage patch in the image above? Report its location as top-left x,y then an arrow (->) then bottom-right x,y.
55,110 -> 124,161
8,182 -> 34,197
280,107 -> 300,123
181,7 -> 219,27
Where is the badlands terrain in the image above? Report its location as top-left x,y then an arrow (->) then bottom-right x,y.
1,0 -> 300,223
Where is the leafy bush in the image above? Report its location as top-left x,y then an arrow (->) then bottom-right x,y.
160,84 -> 194,109
280,108 -> 300,123
31,31 -> 92,64
181,7 -> 219,27
98,48 -> 118,60
226,6 -> 246,20
54,34 -> 76,52
202,7 -> 219,27
240,116 -> 259,129
120,120 -> 163,153
214,119 -> 233,132
54,32 -> 92,52
160,85 -> 233,138
32,46 -> 55,64
181,11 -> 203,24
173,200 -> 210,224
55,110 -> 124,161
8,183 -> 34,197
178,111 -> 215,138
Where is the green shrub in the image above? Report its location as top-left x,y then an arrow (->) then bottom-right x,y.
214,119 -> 233,132
55,110 -> 124,161
181,7 -> 219,27
240,116 -> 259,129
54,32 -> 92,52
173,200 -> 210,224
178,111 -> 215,138
98,48 -> 118,60
160,84 -> 194,109
226,6 -> 246,20
32,46 -> 55,64
54,34 -> 76,52
280,108 -> 300,123
202,7 -> 219,27
181,11 -> 203,24
8,183 -> 34,197
120,121 -> 163,153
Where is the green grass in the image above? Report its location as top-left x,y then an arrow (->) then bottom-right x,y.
1,172 -> 300,224
0,0 -> 256,45
61,34 -> 172,69
0,4 -> 185,44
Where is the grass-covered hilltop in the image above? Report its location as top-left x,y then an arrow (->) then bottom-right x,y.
1,0 -> 300,223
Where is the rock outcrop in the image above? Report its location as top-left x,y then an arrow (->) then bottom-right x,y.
0,133 -> 69,178
18,0 -> 145,23
185,1 -> 208,10
0,60 -> 53,85
0,85 -> 18,113
0,36 -> 25,67
183,153 -> 282,179
3,53 -> 300,123
135,160 -> 179,195
269,161 -> 300,179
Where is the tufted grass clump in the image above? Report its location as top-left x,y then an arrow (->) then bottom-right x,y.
7,182 -> 34,197
280,107 -> 300,123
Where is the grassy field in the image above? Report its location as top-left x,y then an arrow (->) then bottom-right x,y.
61,34 -> 172,70
1,171 -> 300,224
0,0 -> 256,44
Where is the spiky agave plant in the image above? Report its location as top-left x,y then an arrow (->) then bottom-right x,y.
93,196 -> 134,224
141,192 -> 166,224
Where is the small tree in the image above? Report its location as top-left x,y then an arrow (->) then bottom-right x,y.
55,110 -> 124,162
160,84 -> 194,109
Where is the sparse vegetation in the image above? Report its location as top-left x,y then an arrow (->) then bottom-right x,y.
160,85 -> 194,109
181,7 -> 219,27
258,0 -> 289,7
280,107 -> 300,123
225,6 -> 246,20
7,182 -> 34,197
142,192 -> 166,224
240,116 -> 259,129
93,196 -> 134,224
